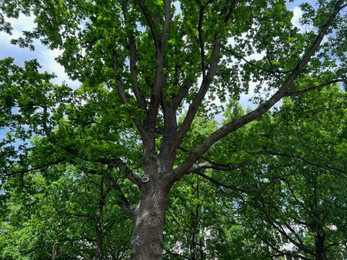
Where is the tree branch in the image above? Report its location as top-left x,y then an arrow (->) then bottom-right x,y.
113,50 -> 129,104
198,5 -> 206,77
98,157 -> 141,187
192,171 -> 248,193
161,0 -> 172,46
2,158 -> 66,178
221,45 -> 255,66
137,0 -> 159,44
173,37 -> 222,150
106,175 -> 135,221
171,78 -> 195,111
114,158 -> 141,187
171,0 -> 345,181
259,202 -> 315,256
173,0 -> 239,147
112,50 -> 145,136
262,149 -> 347,175
284,79 -> 347,97
187,161 -> 245,173
122,0 -> 147,112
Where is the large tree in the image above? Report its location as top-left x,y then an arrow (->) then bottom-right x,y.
1,0 -> 347,259
218,86 -> 347,259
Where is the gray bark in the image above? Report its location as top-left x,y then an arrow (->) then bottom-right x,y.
130,179 -> 170,260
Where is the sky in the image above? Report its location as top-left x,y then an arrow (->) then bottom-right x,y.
0,14 -> 78,87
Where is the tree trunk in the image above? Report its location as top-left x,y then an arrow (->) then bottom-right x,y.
314,232 -> 328,260
96,176 -> 105,260
315,241 -> 328,260
315,252 -> 328,260
96,220 -> 103,260
130,181 -> 170,260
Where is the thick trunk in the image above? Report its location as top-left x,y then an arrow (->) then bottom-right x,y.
131,182 -> 170,260
315,252 -> 328,260
314,232 -> 327,260
315,241 -> 328,260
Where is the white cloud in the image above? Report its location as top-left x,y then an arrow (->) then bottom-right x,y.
291,6 -> 303,26
291,6 -> 304,32
0,11 -> 78,87
40,48 -> 78,87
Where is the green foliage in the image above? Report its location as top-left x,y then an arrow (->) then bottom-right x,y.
1,0 -> 347,258
0,167 -> 132,259
223,87 -> 347,259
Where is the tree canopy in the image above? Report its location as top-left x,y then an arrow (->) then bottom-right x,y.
1,0 -> 347,259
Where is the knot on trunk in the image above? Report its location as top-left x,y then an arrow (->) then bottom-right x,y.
141,176 -> 149,183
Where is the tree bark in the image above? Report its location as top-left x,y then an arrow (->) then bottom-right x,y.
130,180 -> 171,260
96,176 -> 105,260
315,252 -> 328,260
315,234 -> 328,260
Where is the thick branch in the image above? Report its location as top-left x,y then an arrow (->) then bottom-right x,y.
122,0 -> 147,112
173,37 -> 222,149
171,78 -> 195,110
161,0 -> 172,46
137,0 -> 159,44
114,158 -> 141,187
145,6 -> 172,134
112,50 -> 145,136
171,0 -> 344,181
172,1 -> 239,155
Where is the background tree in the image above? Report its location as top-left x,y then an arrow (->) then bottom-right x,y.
213,86 -> 347,260
1,0 -> 347,259
0,165 -> 133,259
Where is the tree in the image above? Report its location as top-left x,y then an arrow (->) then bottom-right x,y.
0,165 -> 133,259
217,86 -> 347,259
1,0 -> 347,259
